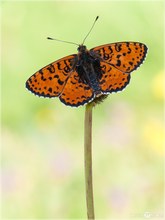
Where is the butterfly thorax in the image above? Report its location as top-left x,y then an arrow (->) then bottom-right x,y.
75,45 -> 102,95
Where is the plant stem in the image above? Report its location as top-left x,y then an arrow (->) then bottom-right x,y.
84,103 -> 95,219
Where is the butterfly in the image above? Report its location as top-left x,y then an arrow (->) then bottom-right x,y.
26,18 -> 148,107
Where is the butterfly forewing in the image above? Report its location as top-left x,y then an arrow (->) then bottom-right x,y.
91,42 -> 148,73
26,54 -> 76,97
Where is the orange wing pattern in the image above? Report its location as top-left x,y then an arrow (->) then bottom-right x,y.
59,71 -> 94,106
26,41 -> 147,107
99,61 -> 130,93
91,42 -> 147,73
26,55 -> 76,97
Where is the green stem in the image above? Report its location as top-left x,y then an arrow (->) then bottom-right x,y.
84,103 -> 95,219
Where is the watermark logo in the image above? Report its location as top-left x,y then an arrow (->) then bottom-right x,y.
130,211 -> 164,218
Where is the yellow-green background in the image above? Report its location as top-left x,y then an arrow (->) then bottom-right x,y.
2,0 -> 164,219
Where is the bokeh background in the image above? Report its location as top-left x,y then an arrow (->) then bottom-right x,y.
2,0 -> 164,219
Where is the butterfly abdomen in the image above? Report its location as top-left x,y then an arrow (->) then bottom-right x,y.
76,51 -> 102,95
88,70 -> 101,94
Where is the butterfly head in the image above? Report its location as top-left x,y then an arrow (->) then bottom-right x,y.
77,45 -> 87,53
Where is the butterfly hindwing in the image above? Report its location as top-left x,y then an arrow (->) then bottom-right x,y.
59,71 -> 94,107
99,61 -> 130,93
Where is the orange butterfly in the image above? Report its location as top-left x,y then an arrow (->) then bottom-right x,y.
26,17 -> 148,107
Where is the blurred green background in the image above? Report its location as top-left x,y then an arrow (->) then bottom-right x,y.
2,0 -> 164,219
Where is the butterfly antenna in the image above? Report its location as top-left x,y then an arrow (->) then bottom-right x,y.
47,37 -> 79,46
82,16 -> 99,45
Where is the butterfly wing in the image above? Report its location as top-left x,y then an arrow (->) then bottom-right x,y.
59,71 -> 94,107
26,54 -> 76,97
26,42 -> 148,106
91,42 -> 148,73
99,61 -> 130,93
